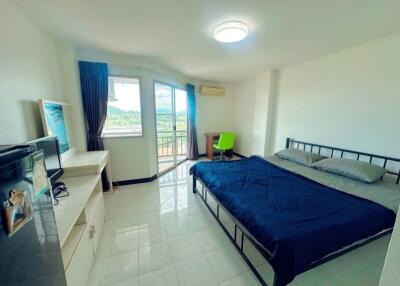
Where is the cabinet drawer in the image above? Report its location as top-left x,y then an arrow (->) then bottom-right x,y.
65,225 -> 94,286
88,193 -> 105,255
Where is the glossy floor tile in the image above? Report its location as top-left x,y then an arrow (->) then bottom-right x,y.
100,249 -> 139,285
138,223 -> 168,247
219,272 -> 260,286
206,246 -> 248,283
102,230 -> 139,257
139,265 -> 179,286
87,160 -> 389,286
174,255 -> 218,286
169,232 -> 204,262
138,241 -> 174,275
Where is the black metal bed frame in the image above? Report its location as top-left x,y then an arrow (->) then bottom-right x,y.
192,137 -> 400,286
286,138 -> 400,184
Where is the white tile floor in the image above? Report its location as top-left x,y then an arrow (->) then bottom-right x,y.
87,160 -> 261,286
87,160 -> 390,286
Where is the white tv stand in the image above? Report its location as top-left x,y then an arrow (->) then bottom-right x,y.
53,151 -> 112,286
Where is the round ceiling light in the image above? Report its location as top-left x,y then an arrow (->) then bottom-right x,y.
213,21 -> 248,43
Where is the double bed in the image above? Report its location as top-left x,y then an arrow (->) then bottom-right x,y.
189,138 -> 400,286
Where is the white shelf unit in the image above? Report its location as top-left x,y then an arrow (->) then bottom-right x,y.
53,151 -> 111,286
54,175 -> 105,286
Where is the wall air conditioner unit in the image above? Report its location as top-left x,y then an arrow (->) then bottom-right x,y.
200,85 -> 225,96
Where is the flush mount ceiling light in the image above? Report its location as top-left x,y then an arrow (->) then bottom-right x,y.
214,21 -> 248,43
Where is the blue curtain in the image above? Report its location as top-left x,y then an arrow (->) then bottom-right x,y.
78,61 -> 110,191
187,84 -> 199,160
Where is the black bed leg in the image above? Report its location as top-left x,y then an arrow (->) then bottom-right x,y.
192,175 -> 197,193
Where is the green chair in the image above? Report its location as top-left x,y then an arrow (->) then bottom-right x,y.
213,132 -> 236,160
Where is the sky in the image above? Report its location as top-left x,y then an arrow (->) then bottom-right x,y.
109,79 -> 141,112
154,82 -> 187,113
109,79 -> 187,113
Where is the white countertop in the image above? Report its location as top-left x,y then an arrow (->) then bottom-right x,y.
54,174 -> 100,247
62,151 -> 109,171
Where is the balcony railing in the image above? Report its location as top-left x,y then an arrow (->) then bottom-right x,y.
157,131 -> 187,158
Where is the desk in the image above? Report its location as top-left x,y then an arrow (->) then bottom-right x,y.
205,132 -> 220,160
62,150 -> 113,192
205,132 -> 233,160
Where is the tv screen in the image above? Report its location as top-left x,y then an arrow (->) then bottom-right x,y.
29,137 -> 63,185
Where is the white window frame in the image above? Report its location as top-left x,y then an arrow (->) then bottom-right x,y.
102,75 -> 144,138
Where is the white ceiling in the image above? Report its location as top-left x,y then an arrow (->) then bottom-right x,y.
15,0 -> 400,83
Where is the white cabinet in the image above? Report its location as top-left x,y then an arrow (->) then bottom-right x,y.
65,225 -> 94,286
55,175 -> 105,286
88,192 -> 105,255
54,151 -> 111,286
65,190 -> 104,286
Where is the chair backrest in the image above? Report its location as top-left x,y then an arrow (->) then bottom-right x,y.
218,132 -> 236,150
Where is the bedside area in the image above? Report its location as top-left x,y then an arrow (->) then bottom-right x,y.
53,150 -> 111,286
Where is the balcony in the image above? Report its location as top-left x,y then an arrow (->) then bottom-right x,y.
157,131 -> 187,173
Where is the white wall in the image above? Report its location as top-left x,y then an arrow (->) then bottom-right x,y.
379,205 -> 400,286
64,48 -> 190,181
56,43 -> 87,152
196,83 -> 235,154
58,47 -> 233,181
0,0 -> 63,144
252,73 -> 270,155
267,36 -> 400,284
232,71 -> 278,157
264,70 -> 280,156
273,33 -> 400,157
232,77 -> 257,156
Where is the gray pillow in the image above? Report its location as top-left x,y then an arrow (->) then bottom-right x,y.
275,148 -> 325,166
312,158 -> 387,183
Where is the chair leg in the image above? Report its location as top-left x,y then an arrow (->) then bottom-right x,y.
220,150 -> 223,161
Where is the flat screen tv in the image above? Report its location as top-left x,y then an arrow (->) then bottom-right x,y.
29,136 -> 63,186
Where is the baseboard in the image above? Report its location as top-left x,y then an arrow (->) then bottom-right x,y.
233,152 -> 247,158
113,174 -> 158,186
111,153 -> 247,188
199,152 -> 247,159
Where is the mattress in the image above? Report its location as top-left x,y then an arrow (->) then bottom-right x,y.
267,155 -> 400,213
189,156 -> 397,286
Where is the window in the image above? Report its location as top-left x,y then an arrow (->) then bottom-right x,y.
103,76 -> 143,137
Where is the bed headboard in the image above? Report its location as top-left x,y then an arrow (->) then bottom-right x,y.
285,138 -> 400,184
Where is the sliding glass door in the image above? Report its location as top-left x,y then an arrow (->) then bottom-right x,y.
174,88 -> 188,165
154,82 -> 187,174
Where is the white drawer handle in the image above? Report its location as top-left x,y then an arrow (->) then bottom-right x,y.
89,225 -> 96,239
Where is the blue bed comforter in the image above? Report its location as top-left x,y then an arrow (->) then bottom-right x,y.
189,156 -> 395,285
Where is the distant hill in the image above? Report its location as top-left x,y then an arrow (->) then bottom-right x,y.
108,106 -> 127,115
156,107 -> 171,114
108,106 -> 140,115
156,108 -> 187,115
